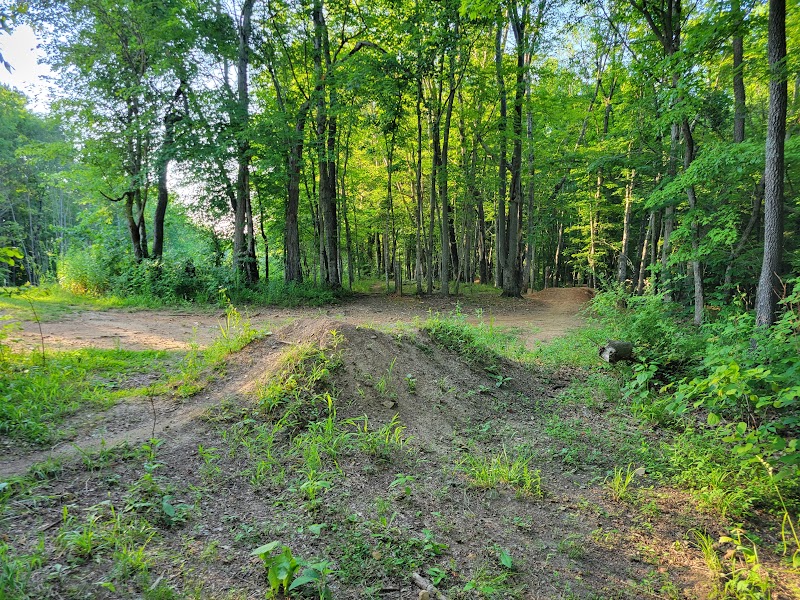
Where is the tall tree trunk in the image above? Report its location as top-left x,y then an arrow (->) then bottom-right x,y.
629,0 -> 683,300
415,80 -> 425,294
341,119 -> 354,290
477,184 -> 489,284
618,168 -> 635,284
755,0 -> 787,327
440,47 -> 457,298
732,0 -> 746,144
636,211 -> 654,295
522,70 -> 535,292
254,182 -> 269,282
285,104 -> 308,283
153,83 -> 186,261
722,7 -> 749,299
682,120 -> 704,325
428,79 -> 441,295
233,0 -> 258,284
495,16 -> 508,288
553,218 -> 563,288
123,192 -> 143,261
502,3 -> 527,298
384,133 -> 395,293
136,189 -> 149,260
313,0 -> 340,288
152,115 -> 175,261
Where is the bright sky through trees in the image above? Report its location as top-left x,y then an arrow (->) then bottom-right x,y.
0,24 -> 52,111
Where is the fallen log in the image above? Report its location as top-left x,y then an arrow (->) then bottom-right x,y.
599,340 -> 634,363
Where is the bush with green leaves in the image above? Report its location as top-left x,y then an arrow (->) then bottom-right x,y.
666,294 -> 799,486
593,283 -> 799,514
59,242 -> 344,306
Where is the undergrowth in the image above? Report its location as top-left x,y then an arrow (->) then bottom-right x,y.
590,283 -> 800,579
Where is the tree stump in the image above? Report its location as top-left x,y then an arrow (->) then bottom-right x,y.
599,340 -> 634,363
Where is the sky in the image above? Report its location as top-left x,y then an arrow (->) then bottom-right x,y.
0,24 -> 54,112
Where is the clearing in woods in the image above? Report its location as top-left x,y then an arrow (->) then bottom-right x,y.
2,288 -> 797,599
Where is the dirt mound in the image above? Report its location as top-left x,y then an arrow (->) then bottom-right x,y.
526,286 -> 595,305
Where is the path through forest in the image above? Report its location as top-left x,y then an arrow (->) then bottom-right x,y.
12,287 -> 592,352
5,287 -> 799,598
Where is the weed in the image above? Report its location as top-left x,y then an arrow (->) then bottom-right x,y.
558,534 -> 586,560
169,302 -> 263,398
692,529 -> 722,594
197,444 -> 222,483
590,527 -> 619,547
760,457 -> 800,568
718,529 -> 773,598
389,473 -> 416,498
488,370 -> 513,388
294,469 -> 332,511
423,312 -> 508,367
125,466 -> 193,528
459,448 -> 543,498
605,464 -> 643,502
0,540 -> 44,598
376,357 -> 396,397
462,549 -> 518,598
333,509 -> 448,584
251,542 -> 333,599
405,373 -> 417,394
0,347 -> 171,444
505,515 -> 533,530
56,501 -> 156,576
426,566 -> 447,586
347,414 -> 408,459
255,342 -> 335,421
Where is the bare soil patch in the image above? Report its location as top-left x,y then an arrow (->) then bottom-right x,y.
10,287 -> 591,353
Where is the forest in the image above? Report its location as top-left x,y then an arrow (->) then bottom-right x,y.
1,0 -> 800,597
0,0 -> 794,311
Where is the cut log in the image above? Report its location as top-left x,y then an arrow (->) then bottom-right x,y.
599,340 -> 634,363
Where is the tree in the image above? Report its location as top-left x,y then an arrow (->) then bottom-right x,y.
232,0 -> 259,285
755,0 -> 787,327
37,0 -> 196,263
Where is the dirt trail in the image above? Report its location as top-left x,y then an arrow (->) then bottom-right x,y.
0,328 -> 289,478
11,287 -> 592,352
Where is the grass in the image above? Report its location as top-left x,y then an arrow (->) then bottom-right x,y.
0,284 -> 128,321
0,302 -> 261,445
423,309 -> 525,368
0,347 -> 174,444
0,279 -> 344,328
459,448 -> 543,498
605,464 -> 643,502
